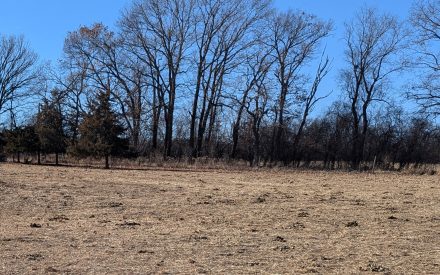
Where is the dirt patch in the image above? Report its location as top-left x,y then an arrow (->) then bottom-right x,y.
0,163 -> 439,274
346,221 -> 359,227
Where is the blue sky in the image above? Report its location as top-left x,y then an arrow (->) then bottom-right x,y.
0,0 -> 129,62
0,0 -> 416,114
0,0 -> 414,63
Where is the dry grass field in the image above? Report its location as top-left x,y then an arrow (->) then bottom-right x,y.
0,163 -> 439,274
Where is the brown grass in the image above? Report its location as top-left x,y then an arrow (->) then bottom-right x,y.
1,163 -> 439,274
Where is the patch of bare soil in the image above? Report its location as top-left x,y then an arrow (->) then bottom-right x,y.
1,163 -> 439,274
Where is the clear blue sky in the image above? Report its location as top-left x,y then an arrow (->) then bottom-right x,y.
0,0 -> 414,63
0,0 -> 129,63
0,0 -> 416,113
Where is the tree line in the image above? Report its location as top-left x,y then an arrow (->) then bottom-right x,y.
0,0 -> 439,170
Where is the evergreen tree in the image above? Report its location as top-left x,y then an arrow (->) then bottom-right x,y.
4,126 -> 39,163
23,126 -> 40,164
4,128 -> 21,162
35,95 -> 66,165
74,90 -> 126,169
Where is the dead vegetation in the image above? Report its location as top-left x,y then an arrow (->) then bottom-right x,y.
0,163 -> 439,274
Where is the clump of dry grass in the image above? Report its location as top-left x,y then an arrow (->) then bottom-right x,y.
403,164 -> 438,175
4,152 -> 440,176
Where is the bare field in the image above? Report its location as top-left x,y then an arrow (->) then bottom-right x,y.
0,164 -> 439,274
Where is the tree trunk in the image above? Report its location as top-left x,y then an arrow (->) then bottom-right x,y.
152,116 -> 159,150
196,122 -> 206,157
275,83 -> 288,162
196,87 -> 209,157
351,92 -> 360,170
151,79 -> 161,151
105,155 -> 109,169
206,94 -> 220,155
292,113 -> 308,163
252,122 -> 260,168
152,101 -> 160,151
164,75 -> 176,159
190,61 -> 204,157
231,89 -> 251,159
231,123 -> 240,159
164,105 -> 174,158
269,111 -> 278,163
55,152 -> 59,166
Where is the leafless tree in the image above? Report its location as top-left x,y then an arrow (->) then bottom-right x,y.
292,54 -> 331,162
243,64 -> 271,166
409,0 -> 440,115
269,10 -> 331,162
189,0 -> 271,157
120,0 -> 195,158
55,51 -> 89,144
342,7 -> 406,169
230,41 -> 274,158
0,35 -> 38,121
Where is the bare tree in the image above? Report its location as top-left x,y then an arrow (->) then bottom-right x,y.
230,42 -> 273,158
0,35 -> 38,120
342,7 -> 406,169
292,54 -> 331,163
270,10 -> 331,162
243,65 -> 271,166
54,52 -> 90,145
409,0 -> 440,115
189,0 -> 271,157
120,0 -> 195,158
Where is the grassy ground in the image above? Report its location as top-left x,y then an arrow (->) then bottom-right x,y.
0,163 -> 439,274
